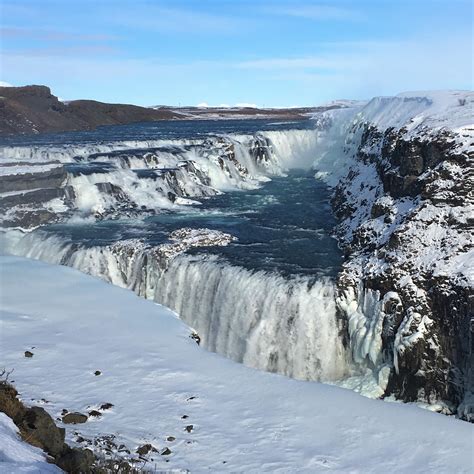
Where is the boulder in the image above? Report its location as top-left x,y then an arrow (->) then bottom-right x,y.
62,412 -> 88,424
0,382 -> 26,421
18,406 -> 65,457
56,447 -> 94,473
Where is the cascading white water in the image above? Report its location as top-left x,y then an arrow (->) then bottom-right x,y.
144,255 -> 349,381
1,230 -> 350,382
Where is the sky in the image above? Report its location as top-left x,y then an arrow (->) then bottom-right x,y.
0,0 -> 472,107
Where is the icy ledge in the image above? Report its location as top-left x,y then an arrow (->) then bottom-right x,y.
0,256 -> 472,472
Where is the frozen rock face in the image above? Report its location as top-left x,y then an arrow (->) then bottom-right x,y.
330,91 -> 473,419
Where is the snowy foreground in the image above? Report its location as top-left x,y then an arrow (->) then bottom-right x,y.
0,412 -> 61,473
1,256 -> 472,473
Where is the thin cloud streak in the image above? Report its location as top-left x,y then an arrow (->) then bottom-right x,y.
236,56 -> 364,71
8,45 -> 120,57
1,26 -> 117,42
110,5 -> 251,34
269,4 -> 365,21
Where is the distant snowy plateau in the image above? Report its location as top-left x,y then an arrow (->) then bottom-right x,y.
0,90 -> 473,472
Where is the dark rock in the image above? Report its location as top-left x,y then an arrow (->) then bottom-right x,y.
184,425 -> 194,433
18,407 -> 65,457
166,436 -> 176,442
136,443 -> 155,456
24,351 -> 34,358
161,447 -> 172,456
99,402 -> 113,410
190,331 -> 201,345
94,370 -> 101,376
0,381 -> 101,472
56,447 -> 94,473
0,382 -> 26,421
62,412 -> 88,424
88,410 -> 102,418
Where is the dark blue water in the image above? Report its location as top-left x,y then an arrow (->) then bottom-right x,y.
43,169 -> 342,278
0,118 -> 314,146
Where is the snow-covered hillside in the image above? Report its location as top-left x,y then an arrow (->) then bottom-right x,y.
1,256 -> 472,473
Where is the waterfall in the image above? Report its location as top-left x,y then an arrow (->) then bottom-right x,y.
145,255 -> 349,381
1,230 -> 350,382
0,124 -> 361,384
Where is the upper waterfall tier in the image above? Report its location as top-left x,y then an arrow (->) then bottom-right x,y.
0,121 -> 333,229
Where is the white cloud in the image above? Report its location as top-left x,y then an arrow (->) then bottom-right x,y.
197,102 -> 209,108
0,81 -> 13,87
270,5 -> 364,21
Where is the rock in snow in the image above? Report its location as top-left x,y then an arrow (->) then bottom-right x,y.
0,412 -> 61,473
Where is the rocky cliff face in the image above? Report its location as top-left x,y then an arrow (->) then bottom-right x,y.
331,93 -> 473,419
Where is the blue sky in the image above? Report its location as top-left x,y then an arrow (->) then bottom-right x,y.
1,0 -> 472,106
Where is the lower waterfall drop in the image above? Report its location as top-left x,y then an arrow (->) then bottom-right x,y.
1,229 -> 350,382
142,254 -> 350,382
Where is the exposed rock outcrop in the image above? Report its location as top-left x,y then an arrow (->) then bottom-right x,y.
332,104 -> 473,419
0,162 -> 73,229
0,380 -> 95,472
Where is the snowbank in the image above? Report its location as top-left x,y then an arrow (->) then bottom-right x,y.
0,256 -> 472,472
0,412 -> 60,473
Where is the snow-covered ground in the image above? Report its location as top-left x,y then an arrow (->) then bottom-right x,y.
0,255 -> 472,473
0,412 -> 60,473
